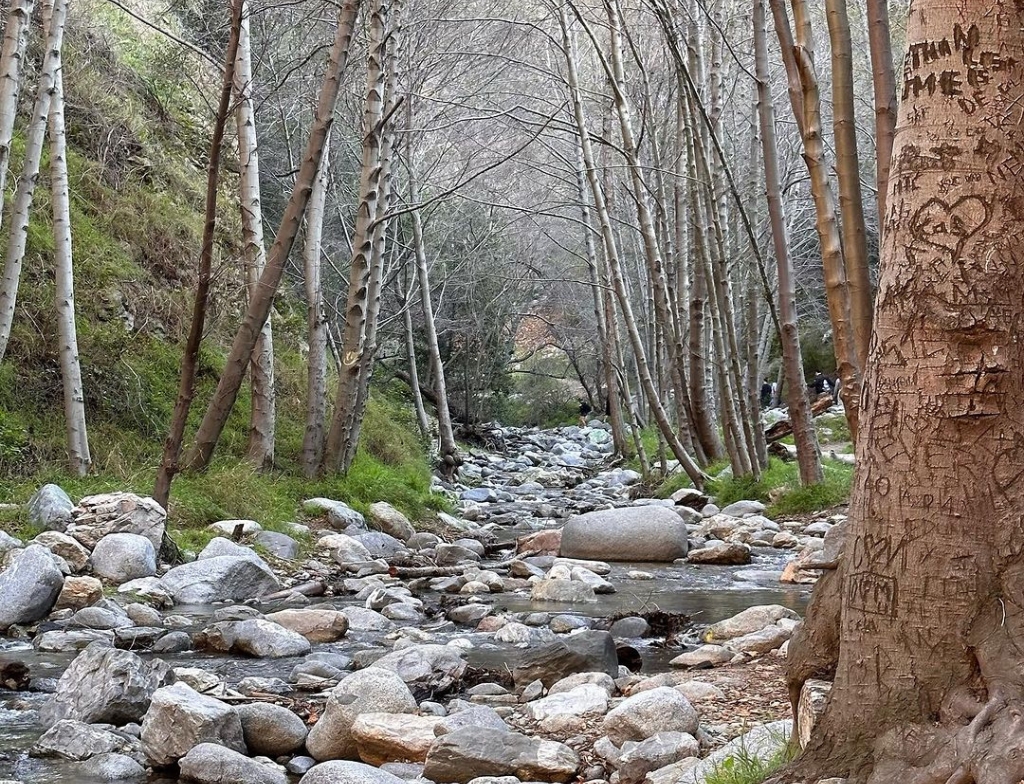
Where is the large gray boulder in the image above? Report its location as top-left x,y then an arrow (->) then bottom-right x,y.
367,502 -> 415,541
178,743 -> 287,784
0,544 -> 64,628
159,555 -> 280,605
68,493 -> 166,551
704,605 -> 799,642
193,619 -> 311,658
513,630 -> 618,687
90,533 -> 157,582
41,644 -> 170,727
236,702 -> 308,756
32,531 -> 90,572
306,668 -> 417,761
79,752 -> 147,781
140,682 -> 245,766
559,507 -> 688,562
299,761 -> 406,784
603,687 -> 699,745
31,719 -> 143,761
423,727 -> 579,783
370,644 -> 467,695
27,484 -> 74,531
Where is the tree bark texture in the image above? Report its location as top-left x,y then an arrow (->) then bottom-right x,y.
0,0 -> 35,234
0,0 -> 63,364
235,0 -> 276,470
866,0 -> 897,235
48,14 -> 90,476
783,4 -> 1024,781
185,0 -> 361,472
153,0 -> 243,509
753,0 -> 822,485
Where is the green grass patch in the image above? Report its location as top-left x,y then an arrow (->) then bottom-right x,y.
815,412 -> 852,444
707,457 -> 853,516
703,730 -> 796,784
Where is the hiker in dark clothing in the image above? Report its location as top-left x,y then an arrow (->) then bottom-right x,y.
812,372 -> 829,396
760,379 -> 773,409
578,399 -> 592,427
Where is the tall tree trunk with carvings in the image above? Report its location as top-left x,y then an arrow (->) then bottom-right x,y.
771,0 -> 861,442
235,0 -> 275,470
184,0 -> 361,472
754,0 -> 821,485
49,38 -> 90,475
825,0 -> 872,368
154,0 -> 243,508
0,0 -> 63,364
779,4 -> 1024,782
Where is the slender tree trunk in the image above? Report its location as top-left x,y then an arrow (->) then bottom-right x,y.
0,0 -> 35,234
824,0 -> 872,368
300,135 -> 331,477
754,0 -> 821,485
154,0 -> 243,509
866,0 -> 896,235
235,0 -> 275,470
0,0 -> 64,364
185,0 -> 361,472
781,5 -> 1024,782
48,15 -> 89,476
400,267 -> 430,440
559,4 -> 705,488
771,0 -> 861,443
321,0 -> 389,473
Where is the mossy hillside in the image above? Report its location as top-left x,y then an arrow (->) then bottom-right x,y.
0,2 -> 447,540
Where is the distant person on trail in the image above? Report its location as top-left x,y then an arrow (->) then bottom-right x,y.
760,379 -> 773,409
578,399 -> 592,427
812,372 -> 829,396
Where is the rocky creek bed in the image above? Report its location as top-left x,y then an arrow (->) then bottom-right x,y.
0,423 -> 844,784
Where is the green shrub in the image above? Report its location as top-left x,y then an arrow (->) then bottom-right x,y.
707,458 -> 853,516
703,732 -> 796,784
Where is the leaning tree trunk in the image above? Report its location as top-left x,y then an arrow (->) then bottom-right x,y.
300,134 -> 331,477
0,0 -> 64,364
0,0 -> 35,234
321,0 -> 388,474
753,0 -> 821,485
781,4 -> 1024,782
154,0 -> 243,509
185,0 -> 361,472
235,0 -> 275,470
49,34 -> 90,476
824,0 -> 872,369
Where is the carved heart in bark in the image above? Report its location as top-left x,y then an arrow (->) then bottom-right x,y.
909,196 -> 991,258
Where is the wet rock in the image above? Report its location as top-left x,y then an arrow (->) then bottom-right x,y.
194,619 -> 312,658
530,579 -> 596,604
370,643 -> 467,694
35,629 -> 114,651
306,668 -> 417,761
704,605 -> 799,642
350,713 -> 443,765
178,742 -> 287,784
436,543 -> 482,566
368,502 -> 415,541
603,687 -> 698,745
79,751 -> 147,781
235,702 -> 308,756
423,726 -> 578,783
89,533 -> 158,583
32,531 -> 90,572
570,566 -> 615,594
516,529 -> 562,556
685,542 -> 751,566
341,606 -> 394,632
69,493 -> 166,551
618,732 -> 700,784
32,719 -> 142,760
140,682 -> 245,766
560,507 -> 688,562
42,644 -> 169,727
265,608 -> 349,643
159,555 -> 280,605
27,484 -> 75,531
303,498 -> 367,531
609,616 -> 648,639
0,544 -> 64,627
152,631 -> 191,653
514,630 -> 618,687
299,761 -> 406,783
72,604 -> 133,630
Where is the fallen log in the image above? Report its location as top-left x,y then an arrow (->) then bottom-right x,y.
764,394 -> 835,443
